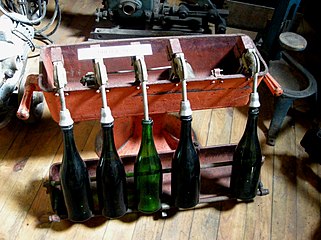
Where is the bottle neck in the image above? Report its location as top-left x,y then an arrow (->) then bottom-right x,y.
61,125 -> 77,151
101,122 -> 117,153
244,107 -> 259,134
141,119 -> 155,147
179,115 -> 193,142
61,124 -> 83,165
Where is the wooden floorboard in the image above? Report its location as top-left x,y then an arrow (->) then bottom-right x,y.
217,107 -> 247,240
1,1 -> 321,239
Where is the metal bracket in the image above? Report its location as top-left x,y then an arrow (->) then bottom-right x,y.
51,47 -> 67,91
132,54 -> 148,84
239,48 -> 261,108
51,47 -> 73,127
90,45 -> 114,124
167,38 -> 193,117
91,45 -> 108,87
131,45 -> 149,120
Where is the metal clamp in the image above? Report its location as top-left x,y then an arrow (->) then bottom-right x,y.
92,48 -> 114,124
51,47 -> 73,127
53,61 -> 67,90
167,39 -> 193,117
239,48 -> 261,108
132,54 -> 148,83
132,51 -> 149,120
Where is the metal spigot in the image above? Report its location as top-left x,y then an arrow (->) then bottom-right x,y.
167,40 -> 193,117
132,54 -> 149,120
239,48 -> 261,108
52,53 -> 74,127
247,49 -> 261,108
91,47 -> 114,125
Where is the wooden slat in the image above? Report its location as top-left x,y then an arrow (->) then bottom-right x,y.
207,108 -> 233,146
161,210 -> 195,239
190,108 -> 233,240
131,215 -> 165,240
217,107 -> 247,240
0,118 -> 61,240
103,214 -> 137,240
271,116 -> 297,240
295,118 -> 321,240
192,109 -> 212,147
189,203 -> 221,240
0,118 -> 23,160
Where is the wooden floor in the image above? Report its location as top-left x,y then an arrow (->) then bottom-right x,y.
1,1 -> 321,239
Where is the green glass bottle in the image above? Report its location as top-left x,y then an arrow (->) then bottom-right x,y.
171,115 -> 200,208
229,107 -> 262,200
59,124 -> 93,222
134,118 -> 162,213
96,122 -> 128,218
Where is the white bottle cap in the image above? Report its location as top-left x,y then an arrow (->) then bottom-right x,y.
179,100 -> 192,117
100,107 -> 114,124
59,109 -> 74,127
249,92 -> 260,108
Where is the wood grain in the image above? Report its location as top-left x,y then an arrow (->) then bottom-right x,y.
0,1 -> 320,239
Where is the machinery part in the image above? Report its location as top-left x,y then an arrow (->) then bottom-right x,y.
158,1 -> 227,34
266,52 -> 317,146
102,0 -> 152,19
38,34 -> 268,123
0,14 -> 34,128
1,0 -> 61,44
256,0 -> 302,60
17,74 -> 44,123
94,0 -> 228,38
120,0 -> 143,16
263,73 -> 283,96
0,0 -> 61,128
257,181 -> 269,196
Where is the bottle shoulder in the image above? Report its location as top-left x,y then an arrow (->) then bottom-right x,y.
135,154 -> 162,174
98,155 -> 124,170
61,153 -> 86,168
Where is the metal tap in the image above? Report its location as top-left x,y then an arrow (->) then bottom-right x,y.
238,48 -> 261,108
167,39 -> 194,117
92,50 -> 114,124
247,49 -> 261,108
132,54 -> 149,120
52,48 -> 73,127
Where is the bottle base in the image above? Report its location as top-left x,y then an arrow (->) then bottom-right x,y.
102,209 -> 128,219
68,214 -> 93,223
137,206 -> 162,214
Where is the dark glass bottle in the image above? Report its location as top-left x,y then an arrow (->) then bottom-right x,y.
96,122 -> 128,218
171,115 -> 200,208
134,119 -> 162,213
230,107 -> 262,200
59,125 -> 93,222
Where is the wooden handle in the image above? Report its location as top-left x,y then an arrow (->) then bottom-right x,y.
263,73 -> 283,96
16,74 -> 40,120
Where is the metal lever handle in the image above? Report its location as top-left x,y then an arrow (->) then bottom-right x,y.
16,74 -> 40,120
263,72 -> 283,96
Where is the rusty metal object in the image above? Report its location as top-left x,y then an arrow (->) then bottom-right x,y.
16,74 -> 41,120
38,34 -> 272,218
263,72 -> 283,96
38,34 -> 268,123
